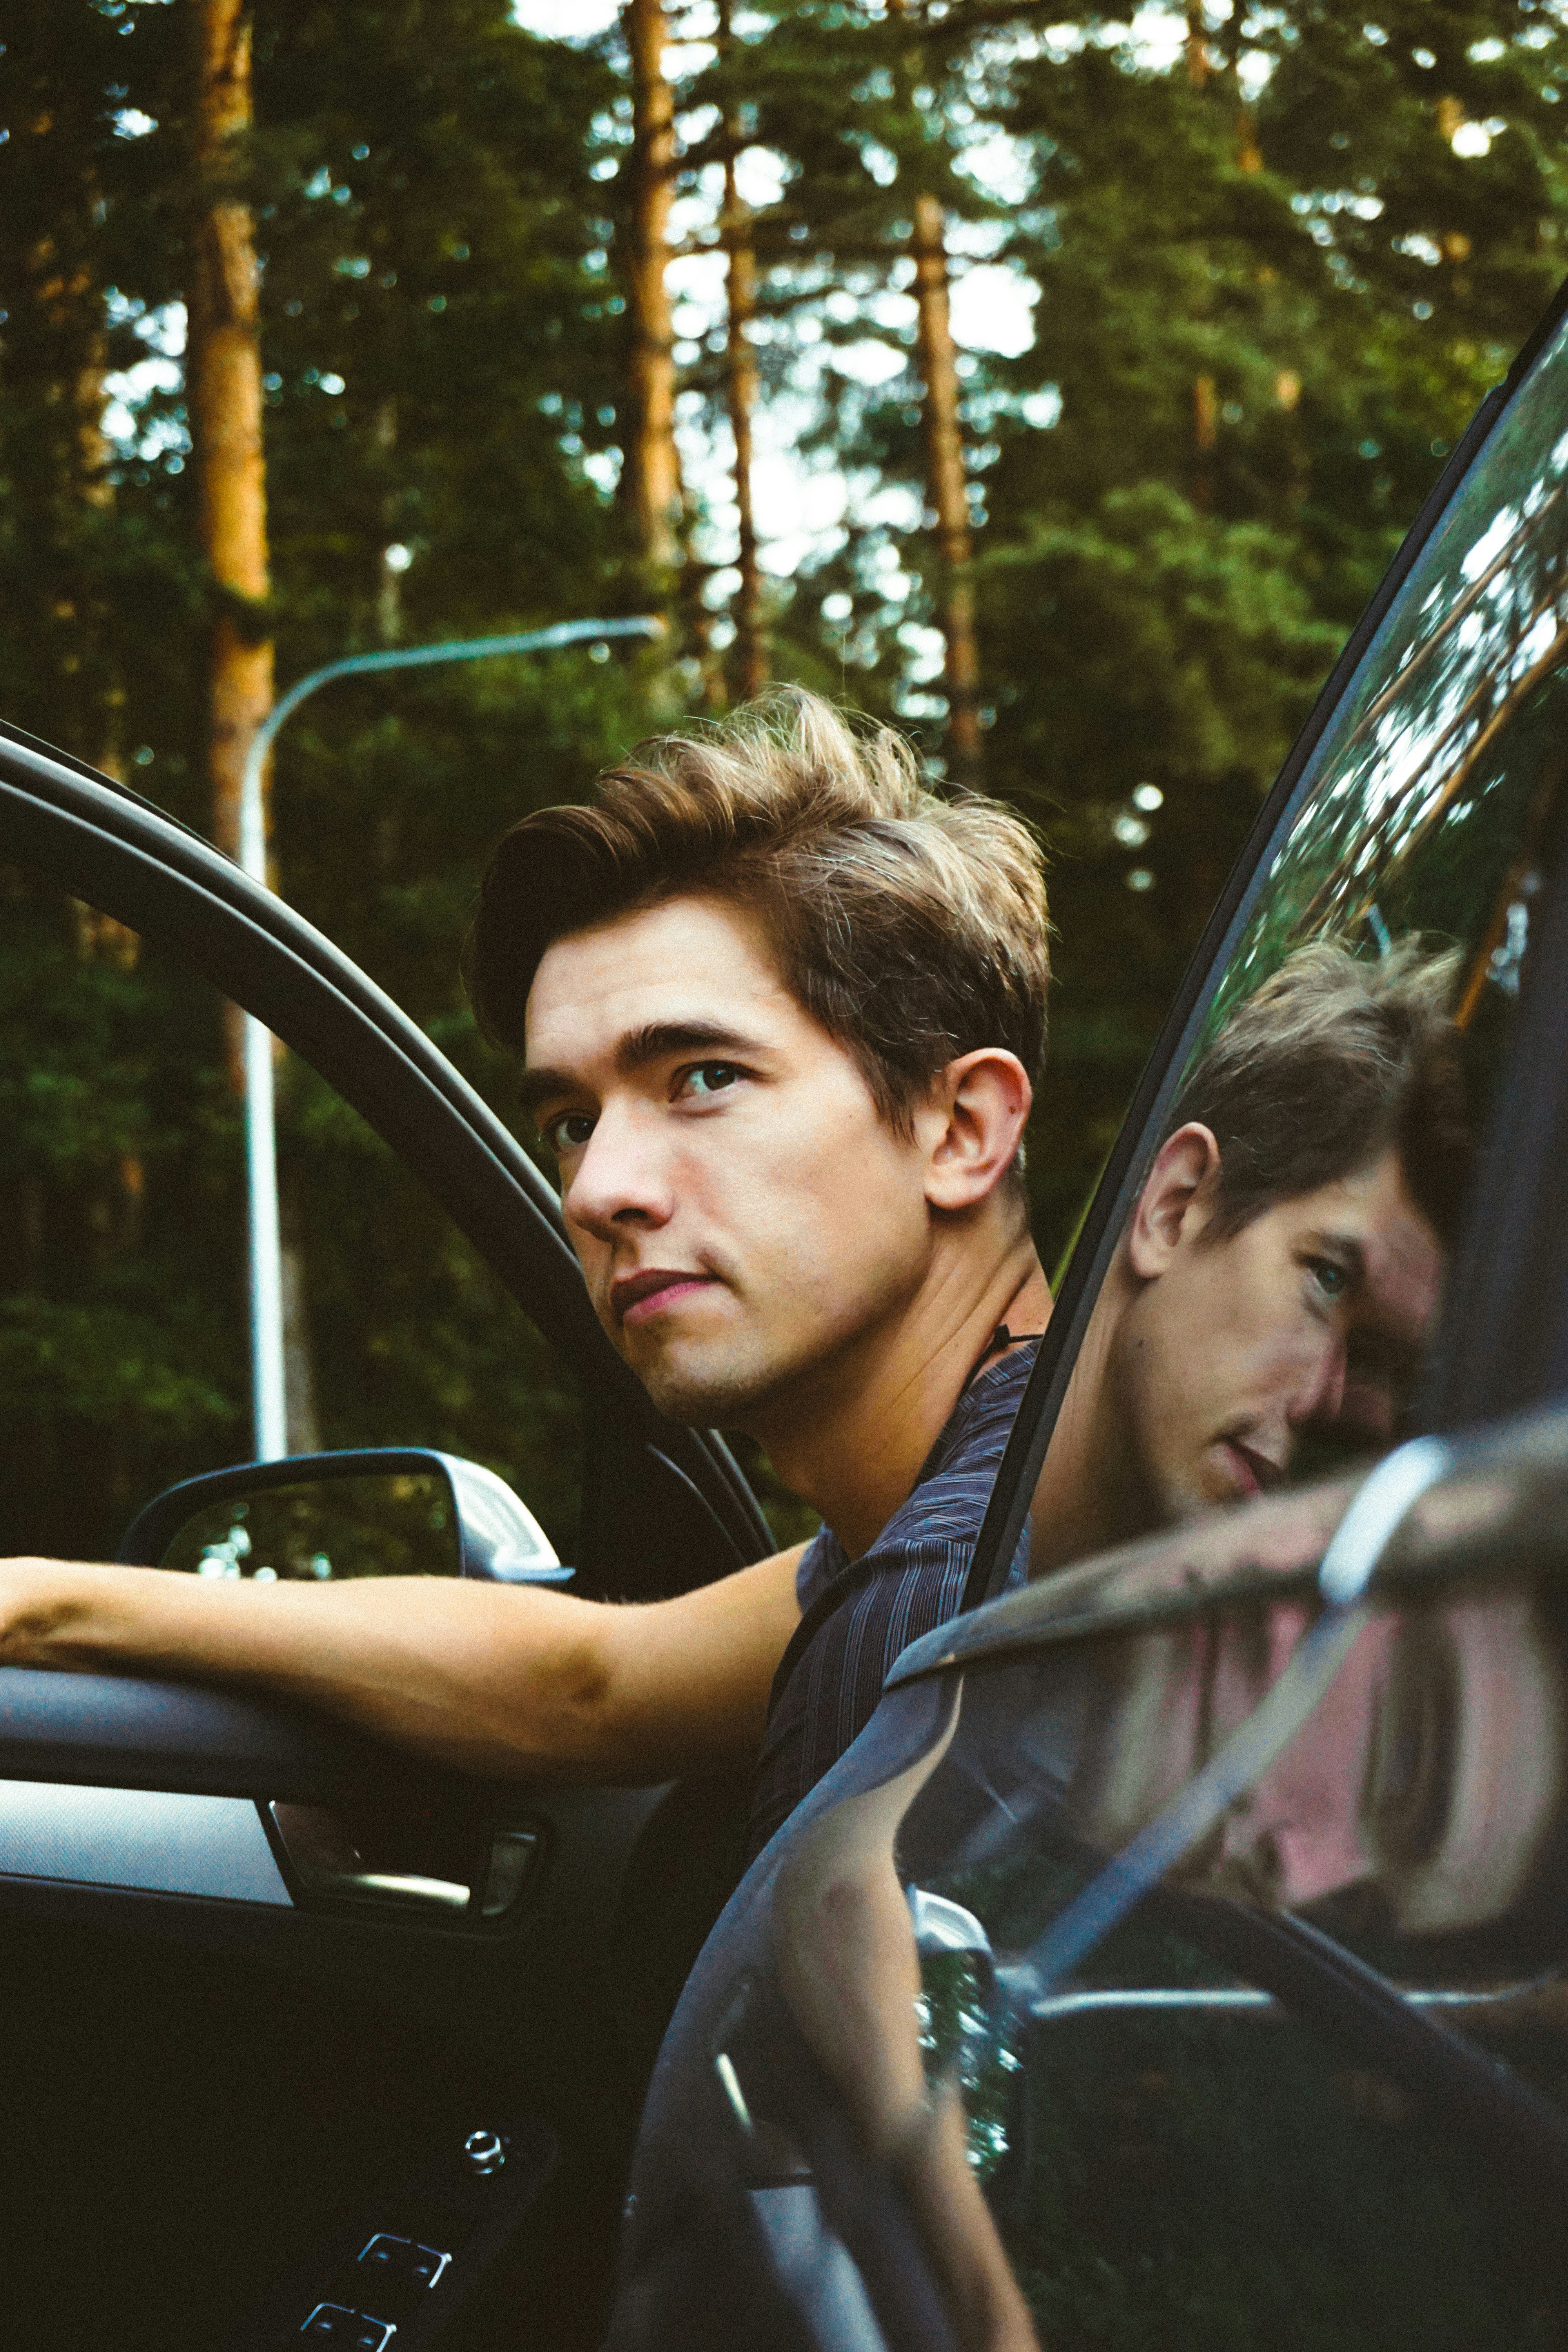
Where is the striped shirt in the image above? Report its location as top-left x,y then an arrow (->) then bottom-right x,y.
745,1341 -> 1038,1860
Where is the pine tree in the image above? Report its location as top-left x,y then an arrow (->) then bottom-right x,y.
188,0 -> 273,875
622,0 -> 682,579
717,0 -> 766,697
0,0 -> 651,1553
885,0 -> 982,780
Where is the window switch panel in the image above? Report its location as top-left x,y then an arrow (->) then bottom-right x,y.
357,2232 -> 451,2292
299,2307 -> 396,2349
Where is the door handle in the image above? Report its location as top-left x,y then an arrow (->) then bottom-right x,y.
268,1802 -> 545,1920
269,1802 -> 471,1913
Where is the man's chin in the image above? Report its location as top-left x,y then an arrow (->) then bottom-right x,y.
629,1345 -> 780,1427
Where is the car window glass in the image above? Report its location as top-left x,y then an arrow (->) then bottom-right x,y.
0,878 -> 582,1563
1025,306 -> 1568,1585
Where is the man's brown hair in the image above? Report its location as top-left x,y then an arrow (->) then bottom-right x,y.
467,688 -> 1050,1135
1165,938 -> 1472,1244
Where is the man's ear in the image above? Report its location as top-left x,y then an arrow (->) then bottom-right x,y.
919,1050 -> 1033,1214
1126,1123 -> 1221,1278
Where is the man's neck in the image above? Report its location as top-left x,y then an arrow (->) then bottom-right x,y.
750,1227 -> 1051,1561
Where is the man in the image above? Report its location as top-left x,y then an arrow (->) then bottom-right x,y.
0,690 -> 1054,1856
0,704 -> 1466,1855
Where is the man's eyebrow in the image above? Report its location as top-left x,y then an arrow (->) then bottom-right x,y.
613,1019 -> 762,1075
517,1020 -> 764,1119
515,1065 -> 576,1118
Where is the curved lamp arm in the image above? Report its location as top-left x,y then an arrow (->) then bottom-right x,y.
240,615 -> 662,1460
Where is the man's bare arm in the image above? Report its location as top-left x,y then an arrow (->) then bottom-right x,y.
0,1549 -> 806,1782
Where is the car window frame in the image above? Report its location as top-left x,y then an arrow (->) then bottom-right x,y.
962,270 -> 1568,1613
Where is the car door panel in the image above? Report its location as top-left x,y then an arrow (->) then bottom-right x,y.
0,1662 -> 675,2349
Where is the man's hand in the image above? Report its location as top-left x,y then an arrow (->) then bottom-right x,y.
0,1548 -> 806,1783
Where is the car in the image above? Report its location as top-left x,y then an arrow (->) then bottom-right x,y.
6,278 -> 1568,2352
606,270 -> 1568,2351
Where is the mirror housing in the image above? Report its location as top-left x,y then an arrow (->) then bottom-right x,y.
116,1448 -> 573,1588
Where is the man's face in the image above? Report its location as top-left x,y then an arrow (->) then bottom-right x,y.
521,894 -> 938,1425
1115,1145 -> 1445,1523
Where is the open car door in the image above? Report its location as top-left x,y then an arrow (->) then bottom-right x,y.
0,724 -> 773,2352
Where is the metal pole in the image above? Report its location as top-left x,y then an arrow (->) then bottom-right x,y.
237,614 -> 663,1460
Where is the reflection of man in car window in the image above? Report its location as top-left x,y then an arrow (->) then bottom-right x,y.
1,691 -> 1053,1850
1068,1581 -> 1568,1940
1032,941 -> 1472,1576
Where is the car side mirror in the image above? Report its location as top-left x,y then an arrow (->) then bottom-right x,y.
116,1447 -> 573,1588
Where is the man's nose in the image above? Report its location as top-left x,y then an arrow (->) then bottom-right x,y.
563,1105 -> 675,1238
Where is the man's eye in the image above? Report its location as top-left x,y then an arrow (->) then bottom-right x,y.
679,1062 -> 742,1100
543,1111 -> 595,1153
1307,1256 -> 1350,1301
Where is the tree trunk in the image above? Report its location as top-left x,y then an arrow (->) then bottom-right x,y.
279,1170 -> 322,1457
885,0 -> 980,780
909,190 -> 982,785
722,157 -> 765,699
719,2 -> 764,701
1186,0 -> 1209,88
188,0 -> 309,1438
1192,370 -> 1218,512
188,0 -> 273,882
622,0 -> 681,577
373,397 -> 402,643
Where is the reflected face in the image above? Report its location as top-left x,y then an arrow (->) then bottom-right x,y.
522,895 -> 937,1424
1117,1148 -> 1445,1522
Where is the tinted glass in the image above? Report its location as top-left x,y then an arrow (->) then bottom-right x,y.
871,1570 -> 1568,2347
1026,308 -> 1568,1583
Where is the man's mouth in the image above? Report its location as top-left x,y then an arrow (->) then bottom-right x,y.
1218,1437 -> 1285,1500
610,1269 -> 722,1328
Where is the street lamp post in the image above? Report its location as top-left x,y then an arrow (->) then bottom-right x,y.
238,613 -> 662,1461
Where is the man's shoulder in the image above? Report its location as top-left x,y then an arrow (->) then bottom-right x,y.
750,1342 -> 1038,1860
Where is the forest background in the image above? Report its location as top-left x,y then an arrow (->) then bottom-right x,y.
3,0 -> 1566,1561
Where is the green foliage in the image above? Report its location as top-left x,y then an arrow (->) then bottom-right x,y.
0,0 -> 652,1553
3,0 -> 1568,1548
657,2 -> 1568,1249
